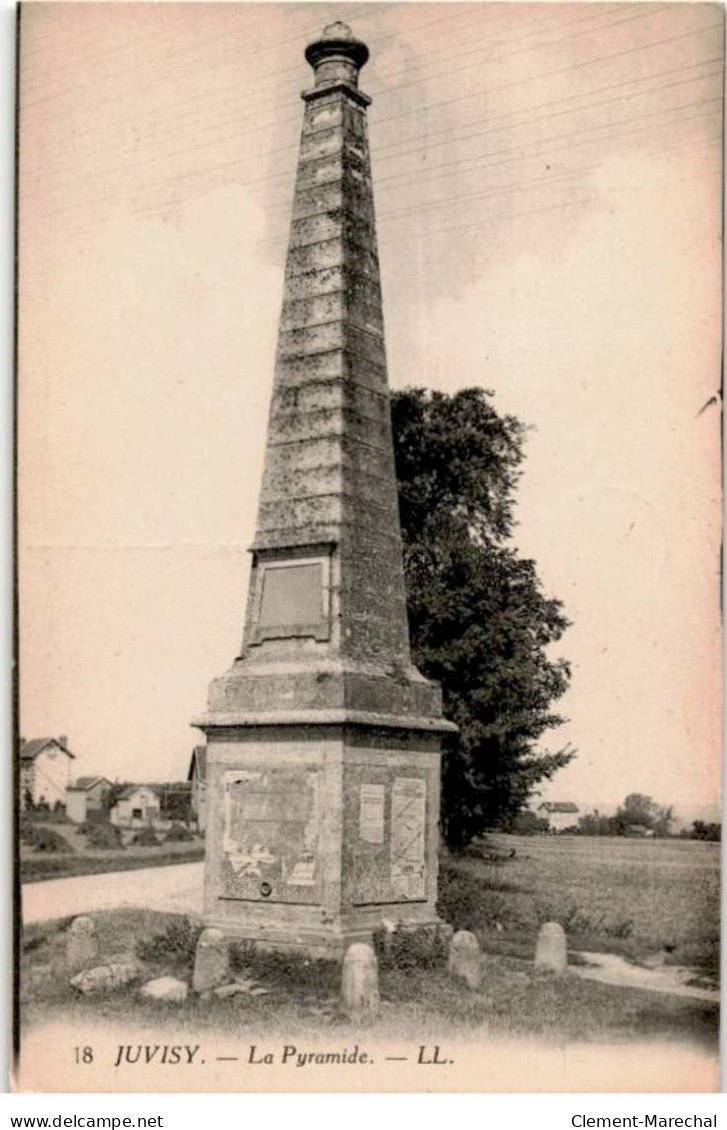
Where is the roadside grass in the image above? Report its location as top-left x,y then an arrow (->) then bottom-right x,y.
21,907 -> 718,1050
441,836 -> 720,977
20,823 -> 203,882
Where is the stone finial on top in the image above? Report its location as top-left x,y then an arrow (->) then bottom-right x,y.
305,22 -> 369,89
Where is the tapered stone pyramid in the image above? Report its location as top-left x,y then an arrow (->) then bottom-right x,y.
195,23 -> 455,955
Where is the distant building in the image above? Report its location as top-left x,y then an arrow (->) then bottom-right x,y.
537,801 -> 580,833
19,736 -> 75,810
66,776 -> 112,824
626,823 -> 654,838
187,745 -> 207,830
109,784 -> 161,829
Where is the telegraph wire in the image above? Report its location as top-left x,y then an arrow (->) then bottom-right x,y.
372,53 -> 725,159
251,98 -> 721,247
217,52 -> 725,195
21,16 -> 723,221
18,2 -> 642,190
260,66 -> 723,214
33,102 -> 720,258
369,16 -> 723,133
20,4 -> 382,108
31,51 -> 722,230
163,20 -> 727,196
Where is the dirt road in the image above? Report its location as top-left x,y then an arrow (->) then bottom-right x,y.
22,861 -> 204,924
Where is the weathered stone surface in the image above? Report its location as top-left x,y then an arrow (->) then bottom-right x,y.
139,976 -> 188,1003
192,927 -> 230,992
447,930 -> 482,990
66,916 -> 98,974
213,979 -> 256,998
535,922 -> 568,974
70,962 -> 140,995
195,22 -> 456,957
340,942 -> 379,1022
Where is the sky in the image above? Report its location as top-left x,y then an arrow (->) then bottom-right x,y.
17,1 -> 723,820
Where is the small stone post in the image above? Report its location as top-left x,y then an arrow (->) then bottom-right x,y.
534,921 -> 567,974
192,927 -> 230,992
447,930 -> 482,989
341,942 -> 379,1022
66,916 -> 98,974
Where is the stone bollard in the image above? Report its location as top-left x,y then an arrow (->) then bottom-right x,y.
447,930 -> 482,990
192,927 -> 230,993
341,942 -> 379,1023
534,921 -> 567,975
66,916 -> 98,974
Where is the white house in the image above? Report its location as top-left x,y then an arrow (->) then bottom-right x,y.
109,785 -> 161,829
66,776 -> 112,824
19,736 -> 75,810
537,801 -> 580,832
187,745 -> 207,831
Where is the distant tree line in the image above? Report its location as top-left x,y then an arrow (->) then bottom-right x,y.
681,819 -> 721,842
508,792 -> 721,840
575,794 -> 675,838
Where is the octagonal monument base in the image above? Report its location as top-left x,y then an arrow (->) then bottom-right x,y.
193,713 -> 454,958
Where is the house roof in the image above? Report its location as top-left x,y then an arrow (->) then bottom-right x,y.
19,737 -> 76,761
68,776 -> 111,792
116,784 -> 160,800
187,745 -> 206,782
539,801 -> 579,813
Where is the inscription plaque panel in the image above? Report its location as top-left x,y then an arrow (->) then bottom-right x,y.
259,563 -> 322,628
220,767 -> 321,904
390,777 -> 426,899
344,765 -> 429,906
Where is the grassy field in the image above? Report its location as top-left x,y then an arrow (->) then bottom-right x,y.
441,835 -> 720,976
20,821 -> 204,882
19,834 -> 720,1049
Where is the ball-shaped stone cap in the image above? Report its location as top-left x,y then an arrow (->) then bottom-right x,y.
305,21 -> 369,72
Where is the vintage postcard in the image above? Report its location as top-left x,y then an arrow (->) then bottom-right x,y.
14,0 -> 722,1093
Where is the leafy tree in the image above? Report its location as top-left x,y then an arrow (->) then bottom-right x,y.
577,809 -> 621,837
616,793 -> 660,828
391,386 -> 574,850
505,810 -> 549,836
690,820 -> 721,842
613,793 -> 674,836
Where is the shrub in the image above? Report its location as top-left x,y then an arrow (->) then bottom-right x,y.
86,822 -> 125,850
229,941 -> 339,994
19,818 -> 38,845
372,925 -> 448,971
131,827 -> 160,847
436,859 -> 510,932
136,917 -> 202,970
32,828 -> 73,854
164,822 -> 194,843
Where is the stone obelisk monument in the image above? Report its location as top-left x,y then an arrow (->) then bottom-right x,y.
194,21 -> 455,955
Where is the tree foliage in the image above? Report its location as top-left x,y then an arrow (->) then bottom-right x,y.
615,793 -> 674,836
687,820 -> 721,842
577,794 -> 675,837
391,386 -> 574,849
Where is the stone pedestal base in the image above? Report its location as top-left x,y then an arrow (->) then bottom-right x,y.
197,718 -> 451,958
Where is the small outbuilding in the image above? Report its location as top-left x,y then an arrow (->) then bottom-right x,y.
66,776 -> 112,824
536,801 -> 580,833
109,784 -> 161,829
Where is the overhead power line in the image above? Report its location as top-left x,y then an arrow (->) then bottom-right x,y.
259,66 -> 723,215
19,2 -> 643,191
21,14 -> 723,224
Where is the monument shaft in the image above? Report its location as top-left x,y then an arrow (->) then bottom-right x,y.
195,23 -> 455,955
